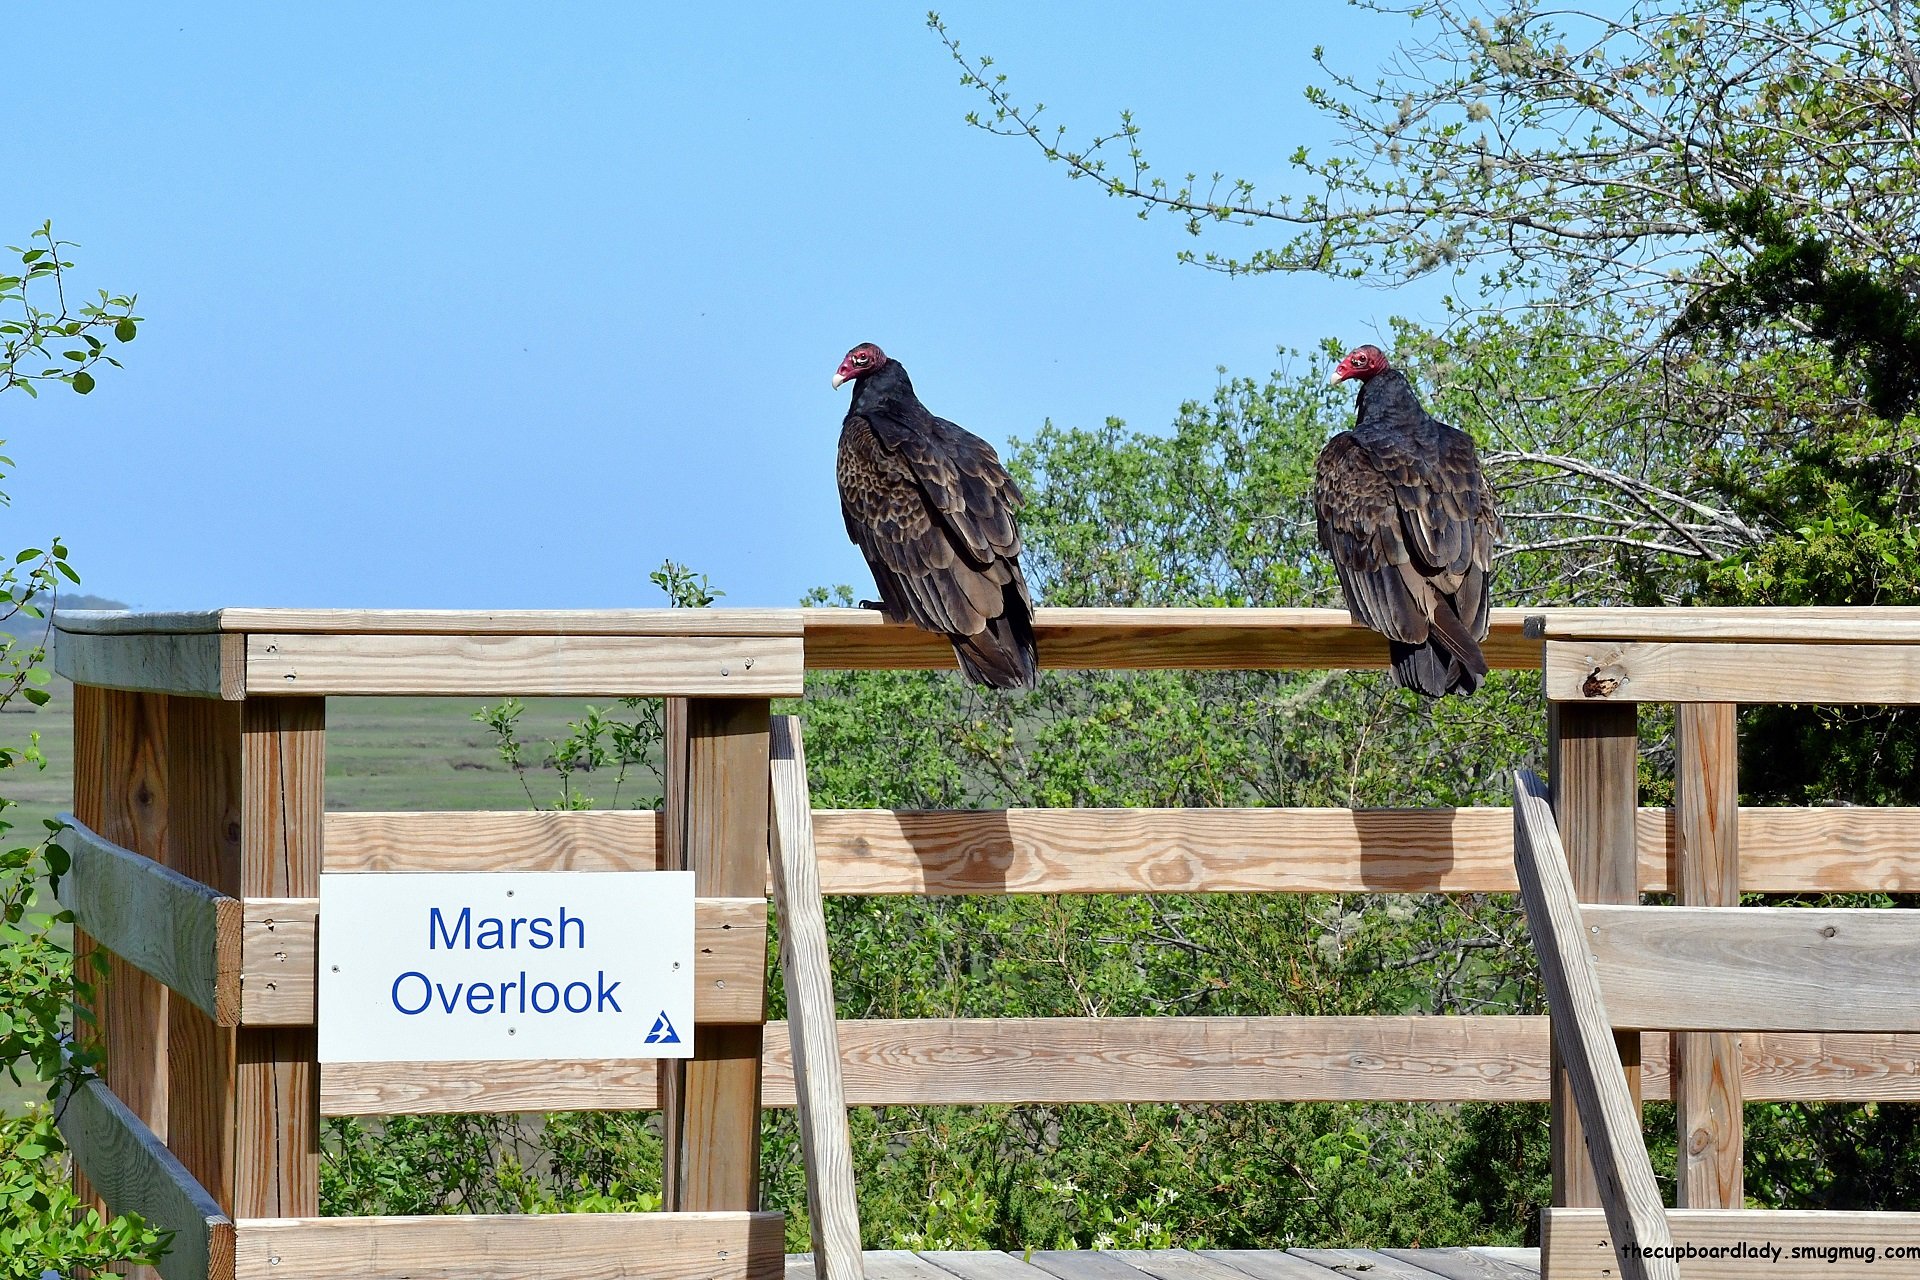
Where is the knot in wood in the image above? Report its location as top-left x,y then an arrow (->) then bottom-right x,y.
1581,665 -> 1625,698
1822,924 -> 1839,938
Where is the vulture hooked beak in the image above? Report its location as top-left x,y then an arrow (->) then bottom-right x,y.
831,371 -> 850,390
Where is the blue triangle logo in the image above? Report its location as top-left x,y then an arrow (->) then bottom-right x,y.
645,1012 -> 680,1044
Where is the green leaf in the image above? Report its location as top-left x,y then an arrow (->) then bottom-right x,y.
115,318 -> 137,343
72,370 -> 95,395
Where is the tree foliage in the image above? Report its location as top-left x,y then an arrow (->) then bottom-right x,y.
0,229 -> 163,1275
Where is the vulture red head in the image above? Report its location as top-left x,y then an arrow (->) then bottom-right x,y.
1330,344 -> 1390,385
832,343 -> 888,390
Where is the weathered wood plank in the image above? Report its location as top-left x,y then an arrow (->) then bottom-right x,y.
58,603 -> 1920,647
1379,1249 -> 1539,1280
56,629 -> 244,699
245,633 -> 804,697
917,1252 -> 1054,1279
56,607 -> 805,636
863,1253 -> 964,1280
76,685 -> 173,1247
239,897 -> 315,1024
303,1019 -> 1920,1116
1544,1208 -> 1920,1279
769,718 -> 864,1280
321,1057 -> 667,1115
810,807 -> 1518,894
1025,1252 -> 1157,1280
57,813 -> 240,1023
804,607 -> 1543,672
665,698 -> 771,1212
162,696 -> 246,1219
1673,702 -> 1742,1209
234,698 -> 324,1219
322,810 -> 663,873
1287,1251 -> 1452,1280
1111,1250 -> 1294,1280
57,1065 -> 235,1280
233,1211 -> 786,1280
315,805 -> 1920,894
1546,703 -> 1641,1211
1513,771 -> 1674,1280
766,1015 -> 1554,1105
1196,1251 -> 1349,1280
1547,639 -> 1920,704
1589,903 -> 1920,1032
263,895 -> 763,1029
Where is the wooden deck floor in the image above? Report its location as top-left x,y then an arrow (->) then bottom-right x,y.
786,1247 -> 1541,1280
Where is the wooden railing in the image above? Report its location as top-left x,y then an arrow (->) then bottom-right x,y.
47,605 -> 1920,1280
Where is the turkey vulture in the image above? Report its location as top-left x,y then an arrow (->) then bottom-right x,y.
832,342 -> 1038,689
1314,345 -> 1499,697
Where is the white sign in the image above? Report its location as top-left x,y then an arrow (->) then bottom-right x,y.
318,871 -> 694,1063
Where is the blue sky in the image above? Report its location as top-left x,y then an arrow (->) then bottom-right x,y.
5,2 -> 1441,611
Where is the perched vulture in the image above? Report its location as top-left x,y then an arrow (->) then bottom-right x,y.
1313,344 -> 1500,697
833,342 -> 1038,689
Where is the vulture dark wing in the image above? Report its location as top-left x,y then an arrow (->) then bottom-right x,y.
838,413 -> 1021,637
1312,432 -> 1429,644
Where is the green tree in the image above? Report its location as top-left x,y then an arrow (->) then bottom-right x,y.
0,225 -> 157,1276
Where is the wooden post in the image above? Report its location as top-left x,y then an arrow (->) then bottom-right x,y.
157,696 -> 325,1220
664,698 -> 771,1212
1547,702 -> 1640,1210
72,687 -> 171,1280
1674,702 -> 1743,1208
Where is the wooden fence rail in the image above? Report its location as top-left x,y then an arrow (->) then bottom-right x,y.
50,605 -> 1920,1280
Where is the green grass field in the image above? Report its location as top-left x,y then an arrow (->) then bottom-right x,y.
4,680 -> 668,836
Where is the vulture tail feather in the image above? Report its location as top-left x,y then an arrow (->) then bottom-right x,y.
1389,639 -> 1456,698
950,586 -> 1038,690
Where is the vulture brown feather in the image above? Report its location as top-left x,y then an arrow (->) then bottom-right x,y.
1314,345 -> 1499,697
833,342 -> 1038,689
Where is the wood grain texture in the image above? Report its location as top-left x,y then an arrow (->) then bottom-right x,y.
310,804 -> 1920,894
1198,1251 -> 1360,1280
1110,1251 -> 1296,1280
77,689 -> 173,1176
1547,639 -> 1920,704
803,607 -> 1543,672
667,699 -> 772,1213
56,628 -> 244,699
234,698 -> 324,1220
56,603 -> 1920,646
1546,703 -> 1641,1212
1544,1209 -> 1920,1279
919,1253 -> 1064,1279
233,1210 -> 786,1280
322,810 -> 663,873
762,1016 -> 1555,1105
809,807 -> 1518,895
1025,1252 -> 1158,1280
1288,1251 -> 1455,1280
58,1065 -> 235,1280
57,813 -> 240,1023
1513,771 -> 1675,1280
245,633 -> 804,697
769,718 -> 864,1280
1588,904 -> 1920,1032
1378,1249 -> 1539,1280
239,897 -> 315,1024
56,607 -> 806,636
1673,703 -> 1742,1210
252,895 -> 762,1028
861,1253 -> 966,1280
